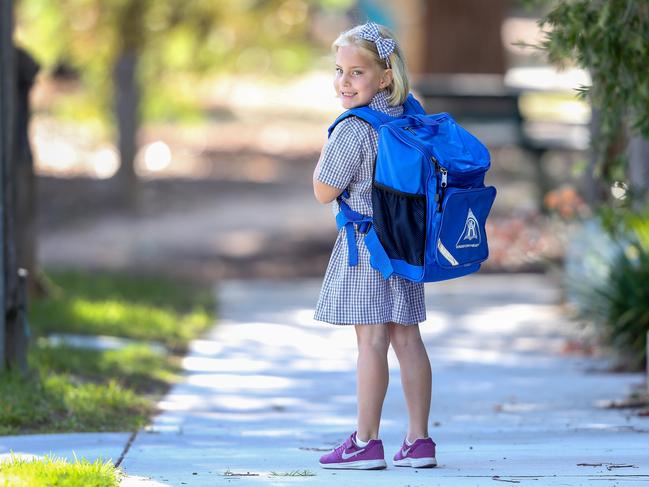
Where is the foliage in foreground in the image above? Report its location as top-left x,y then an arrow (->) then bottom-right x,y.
0,455 -> 120,487
595,209 -> 649,369
572,209 -> 649,369
532,0 -> 649,189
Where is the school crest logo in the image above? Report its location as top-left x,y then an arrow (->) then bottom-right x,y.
456,208 -> 481,248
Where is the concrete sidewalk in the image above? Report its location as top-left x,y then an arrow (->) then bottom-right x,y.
116,274 -> 648,486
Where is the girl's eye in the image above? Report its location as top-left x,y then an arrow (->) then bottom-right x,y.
352,70 -> 362,76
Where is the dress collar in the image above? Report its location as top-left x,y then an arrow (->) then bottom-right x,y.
368,90 -> 403,117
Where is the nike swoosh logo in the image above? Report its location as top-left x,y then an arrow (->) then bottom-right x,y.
341,448 -> 367,460
401,447 -> 412,456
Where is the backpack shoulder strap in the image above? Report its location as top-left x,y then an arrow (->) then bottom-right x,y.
327,107 -> 395,138
403,93 -> 426,115
328,94 -> 426,137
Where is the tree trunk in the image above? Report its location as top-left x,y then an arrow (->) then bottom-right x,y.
1,6 -> 28,374
14,48 -> 40,299
111,0 -> 145,212
113,49 -> 139,211
583,105 -> 608,206
628,135 -> 649,205
0,0 -> 12,371
4,59 -> 28,373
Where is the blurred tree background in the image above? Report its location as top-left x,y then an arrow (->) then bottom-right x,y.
14,0 -> 353,206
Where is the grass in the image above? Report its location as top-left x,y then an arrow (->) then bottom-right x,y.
0,370 -> 152,435
29,269 -> 215,350
0,454 -> 120,487
0,268 -> 215,435
32,342 -> 181,394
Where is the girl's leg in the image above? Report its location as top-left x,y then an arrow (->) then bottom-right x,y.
354,324 -> 391,442
388,323 -> 432,442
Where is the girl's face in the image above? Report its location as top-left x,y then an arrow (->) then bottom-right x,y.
334,45 -> 392,109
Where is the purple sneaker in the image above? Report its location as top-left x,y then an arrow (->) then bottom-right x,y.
319,432 -> 387,470
393,437 -> 437,468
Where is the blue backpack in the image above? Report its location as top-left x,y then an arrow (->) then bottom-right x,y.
328,94 -> 497,283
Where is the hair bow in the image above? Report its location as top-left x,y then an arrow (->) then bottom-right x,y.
358,22 -> 396,64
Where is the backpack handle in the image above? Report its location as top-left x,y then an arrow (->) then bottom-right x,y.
406,113 -> 451,126
403,113 -> 454,136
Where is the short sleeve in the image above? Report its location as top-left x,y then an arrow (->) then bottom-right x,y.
315,117 -> 368,189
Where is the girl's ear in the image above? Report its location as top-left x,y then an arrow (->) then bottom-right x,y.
380,69 -> 393,89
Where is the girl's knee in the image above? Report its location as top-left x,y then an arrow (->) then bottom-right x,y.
355,324 -> 390,352
389,323 -> 423,352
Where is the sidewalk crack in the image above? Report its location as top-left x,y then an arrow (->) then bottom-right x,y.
115,430 -> 138,468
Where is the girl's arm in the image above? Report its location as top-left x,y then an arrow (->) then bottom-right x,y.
312,117 -> 364,204
313,177 -> 344,204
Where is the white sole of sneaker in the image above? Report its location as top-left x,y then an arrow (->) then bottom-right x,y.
393,457 -> 437,468
319,459 -> 387,470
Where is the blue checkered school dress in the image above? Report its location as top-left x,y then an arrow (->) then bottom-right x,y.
314,90 -> 426,326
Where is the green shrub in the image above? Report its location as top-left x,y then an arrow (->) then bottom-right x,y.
591,209 -> 649,369
595,243 -> 649,369
567,208 -> 649,370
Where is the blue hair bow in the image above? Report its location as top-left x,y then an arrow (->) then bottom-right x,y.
358,22 -> 396,64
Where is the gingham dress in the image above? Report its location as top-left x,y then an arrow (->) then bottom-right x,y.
314,90 -> 426,326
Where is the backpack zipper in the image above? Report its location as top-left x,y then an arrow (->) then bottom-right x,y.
439,164 -> 448,212
430,157 -> 448,212
388,124 -> 435,161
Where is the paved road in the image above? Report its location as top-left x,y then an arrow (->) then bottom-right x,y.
118,274 -> 648,486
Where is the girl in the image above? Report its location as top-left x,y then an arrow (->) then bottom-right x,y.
313,22 -> 437,470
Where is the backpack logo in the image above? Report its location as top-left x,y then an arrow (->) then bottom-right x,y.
456,208 -> 481,248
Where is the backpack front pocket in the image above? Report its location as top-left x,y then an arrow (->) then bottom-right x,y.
435,186 -> 496,268
372,182 -> 426,266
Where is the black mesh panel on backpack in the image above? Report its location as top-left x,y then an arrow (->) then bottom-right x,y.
372,182 -> 426,266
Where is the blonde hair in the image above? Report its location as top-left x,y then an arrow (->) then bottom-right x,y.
332,23 -> 409,107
